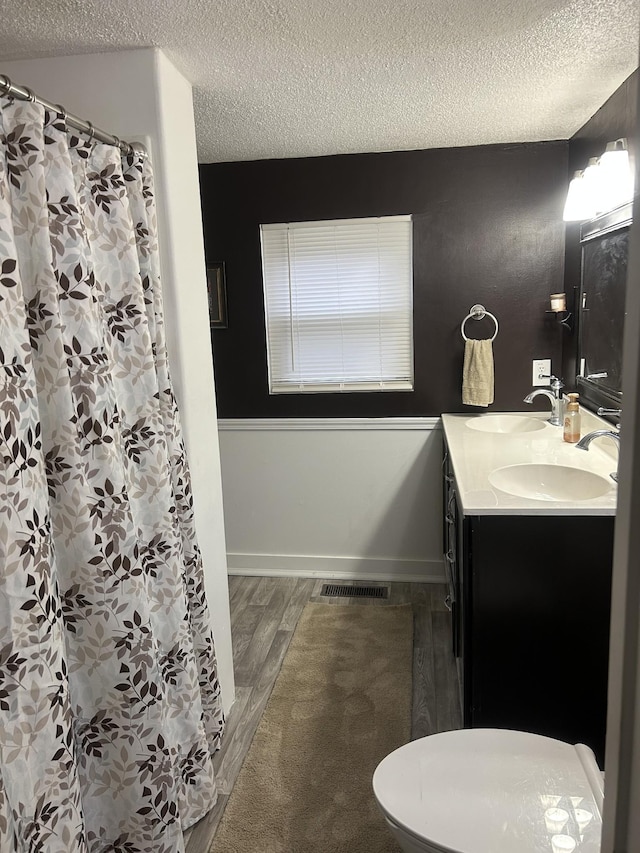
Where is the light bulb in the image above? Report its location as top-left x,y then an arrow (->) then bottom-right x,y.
563,170 -> 597,221
583,157 -> 606,215
598,138 -> 634,212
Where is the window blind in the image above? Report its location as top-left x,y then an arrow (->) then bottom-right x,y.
260,215 -> 414,394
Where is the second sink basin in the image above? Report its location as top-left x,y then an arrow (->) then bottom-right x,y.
466,415 -> 547,434
489,464 -> 612,502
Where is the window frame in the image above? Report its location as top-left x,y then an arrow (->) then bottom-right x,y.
260,214 -> 414,395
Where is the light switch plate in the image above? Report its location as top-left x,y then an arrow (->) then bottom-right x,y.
532,359 -> 551,386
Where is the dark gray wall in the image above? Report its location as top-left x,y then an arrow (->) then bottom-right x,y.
200,141 -> 568,417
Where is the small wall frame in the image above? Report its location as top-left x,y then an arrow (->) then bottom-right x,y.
207,262 -> 228,328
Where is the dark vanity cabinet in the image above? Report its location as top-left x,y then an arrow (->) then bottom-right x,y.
443,441 -> 615,766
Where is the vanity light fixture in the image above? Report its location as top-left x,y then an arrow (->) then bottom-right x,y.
562,170 -> 597,221
563,138 -> 634,222
583,157 -> 605,209
598,138 -> 634,212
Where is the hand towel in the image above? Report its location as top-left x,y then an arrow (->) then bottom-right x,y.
462,338 -> 494,407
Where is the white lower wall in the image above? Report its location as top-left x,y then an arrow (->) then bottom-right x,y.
218,418 -> 445,583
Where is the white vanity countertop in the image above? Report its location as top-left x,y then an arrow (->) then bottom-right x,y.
441,409 -> 618,516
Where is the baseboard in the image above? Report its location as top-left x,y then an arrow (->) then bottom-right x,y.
226,552 -> 445,583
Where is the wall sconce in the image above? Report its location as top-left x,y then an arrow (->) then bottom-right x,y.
546,292 -> 572,329
562,138 -> 634,222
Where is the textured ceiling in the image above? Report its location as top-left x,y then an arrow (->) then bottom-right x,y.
1,0 -> 639,162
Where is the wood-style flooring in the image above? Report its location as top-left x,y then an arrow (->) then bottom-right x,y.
183,577 -> 462,853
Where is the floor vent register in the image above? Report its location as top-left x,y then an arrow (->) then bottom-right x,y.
320,584 -> 389,599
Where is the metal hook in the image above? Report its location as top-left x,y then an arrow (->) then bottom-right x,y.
86,121 -> 95,142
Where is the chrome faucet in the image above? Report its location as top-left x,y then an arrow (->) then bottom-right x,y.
576,429 -> 621,482
523,374 -> 564,426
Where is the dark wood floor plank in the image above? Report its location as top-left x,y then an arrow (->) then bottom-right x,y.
229,604 -> 264,666
228,576 -> 260,626
389,581 -> 412,604
233,581 -> 291,687
280,577 -> 315,631
413,644 -> 437,739
428,583 -> 449,612
248,575 -> 277,606
227,574 -> 244,603
412,598 -> 437,740
432,610 -> 463,732
309,578 -> 325,599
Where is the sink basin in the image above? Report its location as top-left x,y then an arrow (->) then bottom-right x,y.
489,464 -> 612,502
466,415 -> 547,434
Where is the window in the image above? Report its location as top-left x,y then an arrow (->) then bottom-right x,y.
260,215 -> 413,394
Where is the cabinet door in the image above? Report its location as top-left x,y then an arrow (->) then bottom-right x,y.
442,445 -> 458,655
442,445 -> 454,556
455,502 -> 469,723
444,489 -> 458,655
468,514 -> 614,765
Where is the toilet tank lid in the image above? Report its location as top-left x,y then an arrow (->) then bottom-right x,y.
372,729 -> 603,853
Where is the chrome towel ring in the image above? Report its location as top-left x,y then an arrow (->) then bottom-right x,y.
461,304 -> 498,341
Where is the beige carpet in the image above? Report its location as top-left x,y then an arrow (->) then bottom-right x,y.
209,602 -> 413,853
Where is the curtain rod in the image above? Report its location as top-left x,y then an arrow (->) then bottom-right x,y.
0,73 -> 146,158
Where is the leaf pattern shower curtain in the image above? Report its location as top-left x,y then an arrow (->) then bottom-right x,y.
0,101 -> 224,852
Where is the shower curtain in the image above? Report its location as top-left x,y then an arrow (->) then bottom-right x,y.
0,101 -> 224,851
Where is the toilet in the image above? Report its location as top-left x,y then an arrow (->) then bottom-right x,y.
373,729 -> 603,853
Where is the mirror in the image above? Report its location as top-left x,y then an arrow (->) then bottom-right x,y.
576,202 -> 632,415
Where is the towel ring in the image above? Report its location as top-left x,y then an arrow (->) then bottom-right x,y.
461,304 -> 498,341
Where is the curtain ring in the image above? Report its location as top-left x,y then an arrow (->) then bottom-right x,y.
86,121 -> 95,142
55,104 -> 67,124
23,87 -> 36,103
0,74 -> 12,97
130,141 -> 147,159
112,134 -> 121,152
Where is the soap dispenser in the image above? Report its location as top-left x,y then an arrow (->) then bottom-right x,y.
563,393 -> 581,443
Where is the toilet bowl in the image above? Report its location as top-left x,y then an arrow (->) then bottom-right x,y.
373,729 -> 603,853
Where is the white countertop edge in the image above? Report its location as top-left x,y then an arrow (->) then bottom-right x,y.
463,505 -> 616,516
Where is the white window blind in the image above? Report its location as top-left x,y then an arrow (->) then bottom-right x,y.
260,215 -> 414,394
